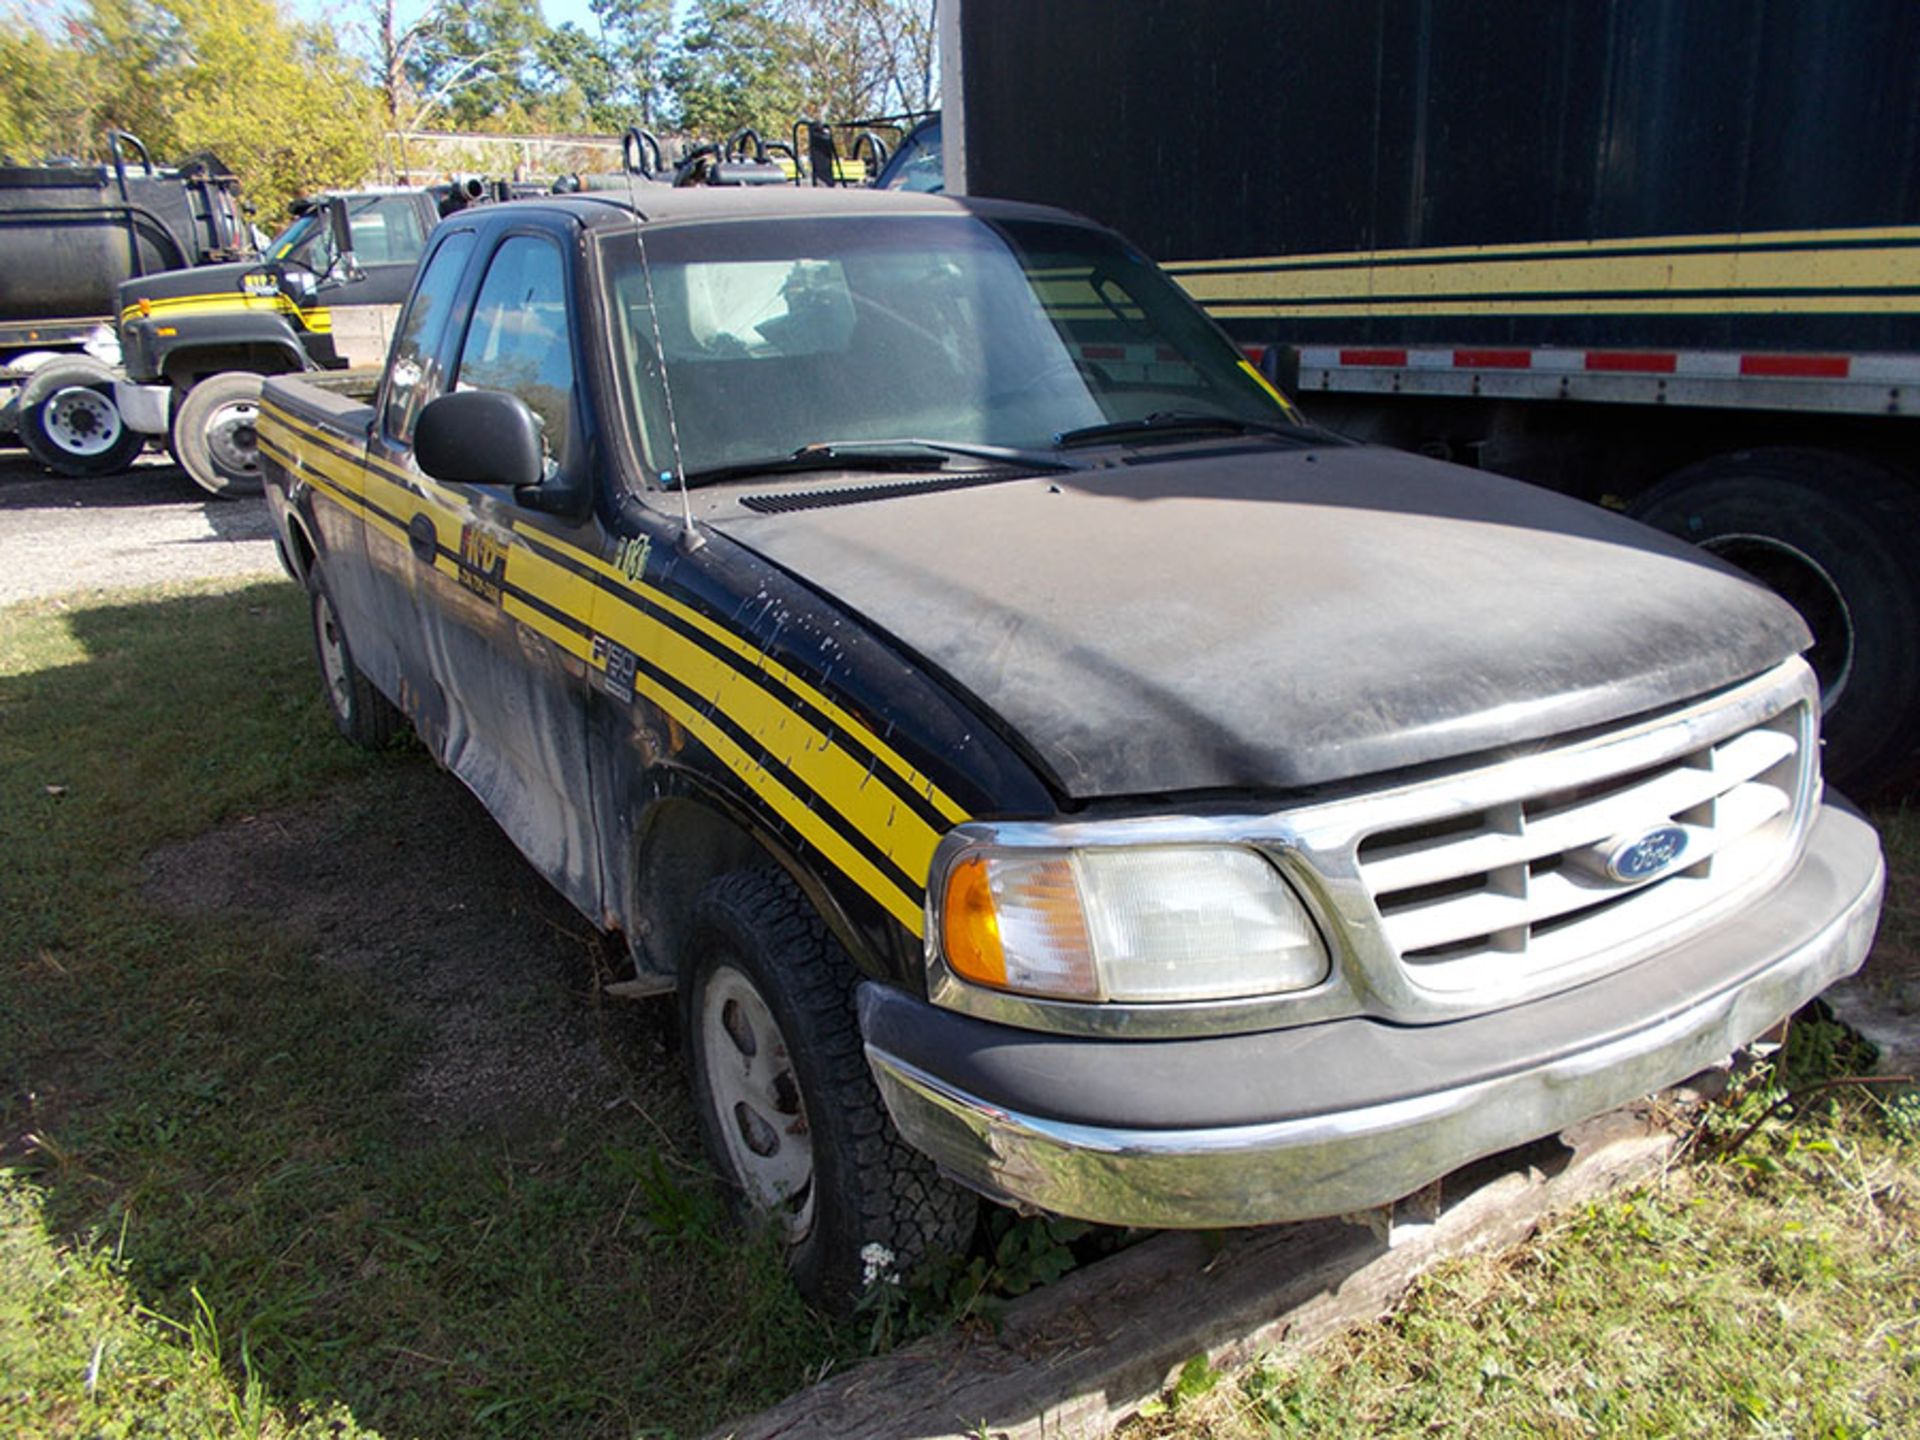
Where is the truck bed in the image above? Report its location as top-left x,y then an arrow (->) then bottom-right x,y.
261,370 -> 377,443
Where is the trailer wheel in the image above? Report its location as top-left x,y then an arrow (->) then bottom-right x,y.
682,868 -> 978,1310
174,371 -> 266,498
1631,448 -> 1920,794
17,358 -> 146,477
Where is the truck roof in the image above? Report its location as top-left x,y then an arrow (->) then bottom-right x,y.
499,185 -> 1088,233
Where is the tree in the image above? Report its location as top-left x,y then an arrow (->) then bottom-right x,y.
592,0 -> 673,130
165,0 -> 382,218
0,0 -> 379,222
403,0 -> 548,131
781,0 -> 936,122
668,0 -> 806,141
665,0 -> 936,148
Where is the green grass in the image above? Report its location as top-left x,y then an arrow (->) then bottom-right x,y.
1127,907 -> 1920,1439
9,579 -> 1920,1437
0,580 -> 842,1438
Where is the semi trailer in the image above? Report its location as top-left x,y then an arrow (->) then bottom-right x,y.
940,0 -> 1920,794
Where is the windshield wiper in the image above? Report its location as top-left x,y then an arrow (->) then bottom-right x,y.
1054,411 -> 1324,450
677,437 -> 1072,488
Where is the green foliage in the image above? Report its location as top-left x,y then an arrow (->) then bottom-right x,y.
404,0 -> 548,131
668,0 -> 808,141
854,1210 -> 1127,1354
1128,1101 -> 1920,1438
1,0 -> 939,200
0,0 -> 378,221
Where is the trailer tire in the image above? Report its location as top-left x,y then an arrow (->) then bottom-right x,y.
17,358 -> 145,477
1631,449 -> 1920,794
174,371 -> 266,498
682,867 -> 978,1311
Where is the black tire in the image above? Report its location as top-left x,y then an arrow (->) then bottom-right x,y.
308,565 -> 403,749
682,868 -> 978,1309
17,358 -> 146,476
173,370 -> 266,498
1631,448 -> 1920,794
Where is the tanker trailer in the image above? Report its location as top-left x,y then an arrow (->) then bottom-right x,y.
0,131 -> 251,476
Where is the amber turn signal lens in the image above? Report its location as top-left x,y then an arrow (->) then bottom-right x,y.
942,855 -> 1007,988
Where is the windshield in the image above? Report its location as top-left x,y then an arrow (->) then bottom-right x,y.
879,119 -> 943,192
601,214 -> 1301,486
267,211 -> 334,272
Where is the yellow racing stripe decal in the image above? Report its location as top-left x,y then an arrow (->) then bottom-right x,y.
266,404 -> 969,828
530,526 -> 970,827
259,402 -> 959,934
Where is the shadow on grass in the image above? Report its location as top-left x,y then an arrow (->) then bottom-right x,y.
0,582 -> 837,1438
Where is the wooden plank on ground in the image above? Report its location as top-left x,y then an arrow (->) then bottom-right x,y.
713,1101 -> 1686,1440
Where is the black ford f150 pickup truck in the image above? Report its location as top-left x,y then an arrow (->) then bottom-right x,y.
256,187 -> 1885,1305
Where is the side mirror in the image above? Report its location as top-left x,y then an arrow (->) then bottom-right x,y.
321,196 -> 364,288
415,390 -> 591,518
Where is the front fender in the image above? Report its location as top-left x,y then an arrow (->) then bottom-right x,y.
127,311 -> 310,386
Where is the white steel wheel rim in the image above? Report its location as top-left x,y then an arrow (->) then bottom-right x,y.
44,385 -> 122,456
700,963 -> 816,1242
315,592 -> 353,720
205,398 -> 261,478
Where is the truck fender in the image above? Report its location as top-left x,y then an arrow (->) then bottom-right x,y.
155,322 -> 307,389
618,773 -> 874,990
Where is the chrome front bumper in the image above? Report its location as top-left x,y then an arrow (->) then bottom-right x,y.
863,801 -> 1883,1229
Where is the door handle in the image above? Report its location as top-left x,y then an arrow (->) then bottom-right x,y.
408,512 -> 436,563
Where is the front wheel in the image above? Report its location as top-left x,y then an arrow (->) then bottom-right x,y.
17,358 -> 145,476
173,371 -> 267,498
682,869 -> 978,1309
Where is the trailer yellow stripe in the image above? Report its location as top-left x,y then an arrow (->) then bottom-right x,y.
1167,227 -> 1920,320
1165,224 -> 1920,272
1197,294 -> 1920,320
1174,245 -> 1920,307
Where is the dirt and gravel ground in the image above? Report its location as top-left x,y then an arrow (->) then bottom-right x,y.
141,764 -> 674,1137
0,444 -> 282,604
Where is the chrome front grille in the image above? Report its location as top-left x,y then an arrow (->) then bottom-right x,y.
918,658 -> 1822,1040
1351,671 -> 1816,998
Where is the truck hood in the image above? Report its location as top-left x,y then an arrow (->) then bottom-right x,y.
117,258 -> 279,312
703,443 -> 1811,800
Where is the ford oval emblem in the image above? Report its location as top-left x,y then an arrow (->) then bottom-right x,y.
1606,825 -> 1690,883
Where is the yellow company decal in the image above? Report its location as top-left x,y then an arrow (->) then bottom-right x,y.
258,403 -> 965,934
1165,224 -> 1920,320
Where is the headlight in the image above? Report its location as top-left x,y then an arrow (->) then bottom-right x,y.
938,845 -> 1329,1003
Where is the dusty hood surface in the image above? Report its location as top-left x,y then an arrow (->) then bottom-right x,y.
704,443 -> 1811,800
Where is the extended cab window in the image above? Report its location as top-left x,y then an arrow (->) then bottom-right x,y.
454,235 -> 574,477
383,229 -> 477,443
